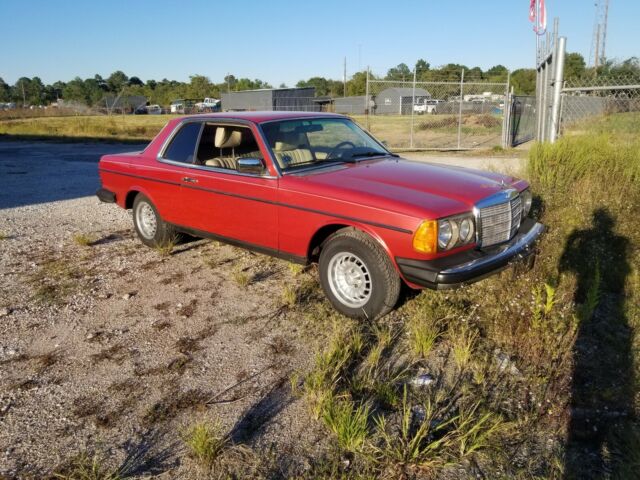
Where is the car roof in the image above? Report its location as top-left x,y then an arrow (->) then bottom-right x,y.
172,111 -> 346,124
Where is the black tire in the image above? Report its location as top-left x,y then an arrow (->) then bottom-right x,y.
318,228 -> 401,320
131,193 -> 179,248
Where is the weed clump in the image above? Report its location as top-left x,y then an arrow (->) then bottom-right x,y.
182,420 -> 228,468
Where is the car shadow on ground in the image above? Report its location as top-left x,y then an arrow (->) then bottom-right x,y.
559,208 -> 636,479
0,139 -> 147,209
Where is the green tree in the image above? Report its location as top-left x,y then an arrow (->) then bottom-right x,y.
510,68 -> 536,95
12,77 -> 45,106
430,63 -> 469,81
0,77 -> 10,102
346,70 -> 370,96
415,58 -> 430,73
467,66 -> 484,80
128,76 -> 144,87
234,78 -> 271,91
386,63 -> 411,81
107,70 -> 128,92
564,53 -> 586,80
486,64 -> 508,82
297,77 -> 330,96
187,74 -> 216,99
62,77 -> 87,104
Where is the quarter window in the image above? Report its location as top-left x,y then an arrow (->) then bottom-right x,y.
164,122 -> 202,163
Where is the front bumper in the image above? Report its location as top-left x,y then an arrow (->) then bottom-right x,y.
396,218 -> 545,289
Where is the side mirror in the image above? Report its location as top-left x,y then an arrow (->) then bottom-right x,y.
237,157 -> 265,175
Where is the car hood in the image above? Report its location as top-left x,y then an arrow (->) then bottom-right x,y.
282,157 -> 525,219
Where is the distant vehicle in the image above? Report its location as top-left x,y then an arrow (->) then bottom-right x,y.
170,99 -> 196,114
413,99 -> 443,115
146,104 -> 162,115
97,112 -> 542,319
195,98 -> 221,112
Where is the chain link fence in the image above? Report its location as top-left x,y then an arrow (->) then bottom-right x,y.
361,76 -> 509,150
560,75 -> 640,131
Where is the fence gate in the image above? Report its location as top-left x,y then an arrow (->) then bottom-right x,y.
363,74 -> 509,150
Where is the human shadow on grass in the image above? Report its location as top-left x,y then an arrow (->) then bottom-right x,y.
228,377 -> 293,445
560,208 -> 636,479
117,428 -> 180,477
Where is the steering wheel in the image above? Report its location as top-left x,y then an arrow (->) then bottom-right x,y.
326,141 -> 356,160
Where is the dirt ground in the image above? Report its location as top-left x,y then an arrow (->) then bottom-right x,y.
0,140 -> 520,478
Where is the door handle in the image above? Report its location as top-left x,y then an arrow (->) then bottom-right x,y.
182,176 -> 198,184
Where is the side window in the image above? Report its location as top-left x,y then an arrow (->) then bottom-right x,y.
196,124 -> 264,170
163,122 -> 202,163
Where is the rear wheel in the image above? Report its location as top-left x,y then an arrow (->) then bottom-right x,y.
319,228 -> 401,320
132,193 -> 178,248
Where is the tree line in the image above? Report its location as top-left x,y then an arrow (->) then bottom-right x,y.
1,54 -> 637,107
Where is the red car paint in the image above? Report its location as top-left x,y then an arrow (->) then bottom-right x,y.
98,112 -> 530,289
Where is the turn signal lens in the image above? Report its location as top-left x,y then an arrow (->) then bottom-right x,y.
413,220 -> 438,254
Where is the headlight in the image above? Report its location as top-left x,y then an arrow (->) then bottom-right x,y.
459,218 -> 474,243
438,220 -> 453,249
521,188 -> 532,217
413,214 -> 475,254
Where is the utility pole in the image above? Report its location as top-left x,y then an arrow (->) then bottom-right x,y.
21,80 -> 26,107
343,57 -> 347,97
590,0 -> 611,68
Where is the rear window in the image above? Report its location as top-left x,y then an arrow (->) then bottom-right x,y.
164,122 -> 202,163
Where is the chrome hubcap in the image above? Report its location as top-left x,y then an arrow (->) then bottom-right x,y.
327,252 -> 372,308
136,202 -> 157,239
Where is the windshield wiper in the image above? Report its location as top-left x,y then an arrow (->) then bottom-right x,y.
349,150 -> 392,159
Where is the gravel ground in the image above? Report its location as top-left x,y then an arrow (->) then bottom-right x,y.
0,140 -> 522,478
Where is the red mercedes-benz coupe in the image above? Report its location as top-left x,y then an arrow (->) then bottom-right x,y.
97,112 -> 544,319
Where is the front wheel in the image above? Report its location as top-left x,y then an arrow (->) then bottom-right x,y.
132,193 -> 179,248
319,228 -> 401,320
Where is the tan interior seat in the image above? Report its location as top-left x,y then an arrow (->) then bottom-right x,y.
272,131 -> 313,167
205,128 -> 242,168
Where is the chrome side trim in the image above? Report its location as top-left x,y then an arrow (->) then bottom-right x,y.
156,157 -> 278,179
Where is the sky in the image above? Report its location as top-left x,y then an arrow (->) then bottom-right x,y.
1,0 -> 638,86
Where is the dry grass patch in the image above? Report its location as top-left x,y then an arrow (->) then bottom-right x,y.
73,233 -> 97,247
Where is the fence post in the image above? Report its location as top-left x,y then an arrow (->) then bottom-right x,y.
456,69 -> 465,149
410,66 -> 417,148
365,67 -> 370,131
549,36 -> 566,143
501,71 -> 511,148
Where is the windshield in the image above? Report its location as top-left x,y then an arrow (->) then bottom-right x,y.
261,118 -> 389,172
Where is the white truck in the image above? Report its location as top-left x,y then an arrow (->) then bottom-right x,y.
195,97 -> 221,112
413,99 -> 442,115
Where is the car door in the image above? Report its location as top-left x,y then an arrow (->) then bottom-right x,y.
130,120 -> 203,224
174,121 -> 279,252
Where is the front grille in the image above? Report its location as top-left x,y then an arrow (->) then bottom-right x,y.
478,195 -> 522,247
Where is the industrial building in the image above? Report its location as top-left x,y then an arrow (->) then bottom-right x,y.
374,87 -> 431,114
333,95 -> 373,115
221,87 -> 317,112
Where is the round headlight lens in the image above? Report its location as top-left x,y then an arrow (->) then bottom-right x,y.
521,189 -> 533,217
438,220 -> 453,249
459,218 -> 474,243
